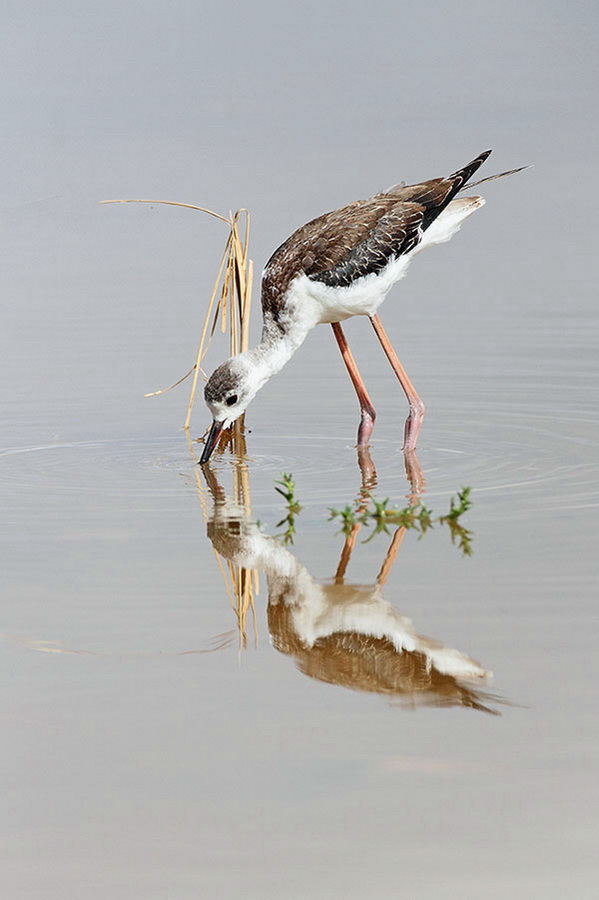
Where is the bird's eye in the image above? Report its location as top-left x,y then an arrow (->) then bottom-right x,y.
226,394 -> 238,406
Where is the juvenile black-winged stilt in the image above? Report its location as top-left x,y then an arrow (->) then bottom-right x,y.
200,150 -> 524,465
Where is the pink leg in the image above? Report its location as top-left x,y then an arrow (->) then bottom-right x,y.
370,314 -> 425,452
331,322 -> 376,447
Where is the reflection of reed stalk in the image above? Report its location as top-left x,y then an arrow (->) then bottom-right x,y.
187,434 -> 259,651
229,453 -> 259,648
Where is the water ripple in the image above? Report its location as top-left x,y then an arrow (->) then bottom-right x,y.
1,412 -> 597,519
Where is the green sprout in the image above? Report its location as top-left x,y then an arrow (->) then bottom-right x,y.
416,503 -> 433,534
439,488 -> 473,556
274,475 -> 474,555
439,487 -> 472,522
275,473 -> 302,545
361,499 -> 393,541
328,487 -> 473,555
328,504 -> 359,536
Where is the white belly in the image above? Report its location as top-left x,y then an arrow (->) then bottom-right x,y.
300,253 -> 414,323
283,252 -> 414,326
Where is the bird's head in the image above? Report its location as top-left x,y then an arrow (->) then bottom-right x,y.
199,356 -> 258,464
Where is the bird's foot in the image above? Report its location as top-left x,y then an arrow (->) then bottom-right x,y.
357,409 -> 376,448
402,402 -> 425,453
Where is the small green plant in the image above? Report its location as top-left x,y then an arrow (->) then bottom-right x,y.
361,495 -> 395,541
363,495 -> 436,542
274,475 -> 473,553
417,503 -> 433,534
439,488 -> 473,556
329,487 -> 473,555
275,473 -> 301,511
439,487 -> 472,522
328,504 -> 359,536
275,473 -> 302,544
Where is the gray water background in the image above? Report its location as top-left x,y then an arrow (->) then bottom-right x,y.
2,1 -> 599,897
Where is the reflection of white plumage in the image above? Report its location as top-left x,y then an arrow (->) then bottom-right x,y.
208,490 -> 497,713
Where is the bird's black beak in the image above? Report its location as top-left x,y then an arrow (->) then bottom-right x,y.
199,420 -> 225,465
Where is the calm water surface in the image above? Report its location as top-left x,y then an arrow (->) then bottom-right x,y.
3,296 -> 599,897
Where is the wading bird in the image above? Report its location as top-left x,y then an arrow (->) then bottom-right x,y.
200,150 -> 524,464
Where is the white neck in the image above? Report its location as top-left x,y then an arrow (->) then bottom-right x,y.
240,313 -> 313,394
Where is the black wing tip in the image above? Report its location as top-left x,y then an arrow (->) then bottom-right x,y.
449,149 -> 492,188
465,149 -> 493,168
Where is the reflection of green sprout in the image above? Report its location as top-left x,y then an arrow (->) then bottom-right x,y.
360,494 -> 436,542
275,473 -> 302,545
328,504 -> 358,536
444,519 -> 473,556
275,475 -> 473,554
417,504 -> 433,533
439,488 -> 473,556
329,487 -> 473,556
362,495 -> 394,541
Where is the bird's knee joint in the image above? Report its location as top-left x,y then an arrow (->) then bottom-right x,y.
360,406 -> 376,424
410,399 -> 425,417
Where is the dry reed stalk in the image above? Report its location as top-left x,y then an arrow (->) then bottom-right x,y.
184,208 -> 253,435
100,197 -> 254,437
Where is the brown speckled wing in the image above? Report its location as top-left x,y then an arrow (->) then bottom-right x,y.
307,201 -> 425,288
262,150 -> 492,315
262,196 -> 424,311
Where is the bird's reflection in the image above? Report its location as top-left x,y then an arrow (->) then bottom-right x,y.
201,447 -> 500,714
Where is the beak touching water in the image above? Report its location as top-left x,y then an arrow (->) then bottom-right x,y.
199,420 -> 225,465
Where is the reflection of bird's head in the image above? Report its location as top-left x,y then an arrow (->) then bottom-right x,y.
207,502 -> 258,565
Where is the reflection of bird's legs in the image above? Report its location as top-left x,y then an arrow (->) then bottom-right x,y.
404,450 -> 426,501
335,446 -> 378,585
331,322 -> 377,447
336,440 -> 425,587
337,519 -> 409,587
369,314 -> 425,452
357,445 -> 377,494
334,523 -> 362,584
375,447 -> 426,584
376,527 -> 408,586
